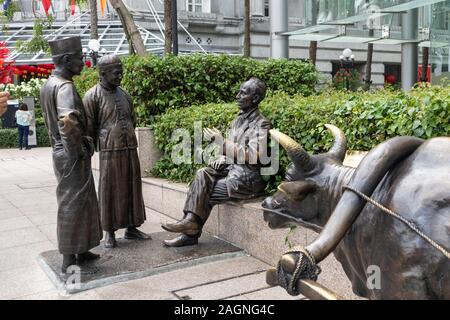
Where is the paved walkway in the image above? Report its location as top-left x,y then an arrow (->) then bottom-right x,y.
0,147 -> 301,300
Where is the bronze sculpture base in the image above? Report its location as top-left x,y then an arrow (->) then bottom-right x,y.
38,231 -> 242,294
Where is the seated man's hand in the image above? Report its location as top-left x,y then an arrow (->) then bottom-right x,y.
0,91 -> 9,117
208,156 -> 227,171
203,127 -> 223,145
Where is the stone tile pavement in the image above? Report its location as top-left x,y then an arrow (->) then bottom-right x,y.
0,147 -> 304,300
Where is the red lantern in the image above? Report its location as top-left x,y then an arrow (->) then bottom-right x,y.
385,74 -> 396,84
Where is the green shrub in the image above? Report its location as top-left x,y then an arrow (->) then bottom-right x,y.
0,128 -> 18,148
74,67 -> 98,99
151,85 -> 450,191
75,54 -> 318,126
36,125 -> 50,147
0,125 -> 51,148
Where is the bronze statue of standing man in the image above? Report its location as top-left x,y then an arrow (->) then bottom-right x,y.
84,54 -> 150,248
40,37 -> 102,273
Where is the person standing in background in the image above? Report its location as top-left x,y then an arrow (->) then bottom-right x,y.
15,103 -> 32,150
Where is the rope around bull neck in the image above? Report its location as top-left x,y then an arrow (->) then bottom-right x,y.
343,185 -> 450,259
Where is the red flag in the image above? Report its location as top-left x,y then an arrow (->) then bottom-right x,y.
41,0 -> 51,16
71,0 -> 76,15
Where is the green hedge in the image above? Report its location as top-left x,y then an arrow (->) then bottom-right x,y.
151,86 -> 450,191
0,125 -> 50,148
0,128 -> 18,148
74,54 -> 318,126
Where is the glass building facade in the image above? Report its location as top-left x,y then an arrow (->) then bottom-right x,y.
300,0 -> 450,85
431,0 -> 450,83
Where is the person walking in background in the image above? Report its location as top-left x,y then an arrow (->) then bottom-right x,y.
15,103 -> 32,150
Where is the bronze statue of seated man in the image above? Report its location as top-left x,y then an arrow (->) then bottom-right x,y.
162,77 -> 272,247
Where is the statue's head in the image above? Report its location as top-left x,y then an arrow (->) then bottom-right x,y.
97,54 -> 123,89
49,37 -> 84,77
236,77 -> 266,111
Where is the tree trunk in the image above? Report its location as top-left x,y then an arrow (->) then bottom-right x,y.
89,0 -> 98,39
243,0 -> 250,57
109,0 -> 148,56
164,0 -> 172,55
364,42 -> 373,91
309,41 -> 317,65
308,0 -> 319,65
421,46 -> 429,82
364,9 -> 374,91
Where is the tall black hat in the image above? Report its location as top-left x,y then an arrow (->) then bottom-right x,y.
48,36 -> 82,57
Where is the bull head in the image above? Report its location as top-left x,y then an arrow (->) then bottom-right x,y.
262,124 -> 347,232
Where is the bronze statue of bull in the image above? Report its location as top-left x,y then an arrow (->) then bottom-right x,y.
262,124 -> 449,299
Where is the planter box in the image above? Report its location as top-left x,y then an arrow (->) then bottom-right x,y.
92,127 -> 162,177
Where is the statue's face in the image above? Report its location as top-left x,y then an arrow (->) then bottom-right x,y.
102,64 -> 123,88
67,52 -> 84,76
236,80 -> 258,110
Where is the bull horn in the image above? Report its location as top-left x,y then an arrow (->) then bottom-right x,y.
305,136 -> 424,264
270,129 -> 315,171
324,124 -> 347,162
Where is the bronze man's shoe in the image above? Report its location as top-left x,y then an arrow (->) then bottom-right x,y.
76,251 -> 100,263
161,219 -> 200,236
124,227 -> 152,240
61,254 -> 99,275
163,234 -> 199,247
104,231 -> 117,248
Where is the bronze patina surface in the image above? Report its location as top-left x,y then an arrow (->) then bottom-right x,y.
262,125 -> 450,299
162,77 -> 272,247
40,36 -> 102,274
84,54 -> 150,248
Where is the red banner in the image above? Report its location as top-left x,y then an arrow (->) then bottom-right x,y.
41,0 -> 51,16
71,0 -> 76,15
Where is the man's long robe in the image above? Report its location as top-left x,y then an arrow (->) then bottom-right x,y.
40,75 -> 102,254
84,84 -> 146,232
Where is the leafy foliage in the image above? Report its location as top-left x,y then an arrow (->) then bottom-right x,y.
4,78 -> 46,126
75,54 -> 319,126
333,68 -> 361,91
151,86 -> 450,192
15,17 -> 53,54
0,126 -> 50,148
74,67 -> 98,99
0,128 -> 17,147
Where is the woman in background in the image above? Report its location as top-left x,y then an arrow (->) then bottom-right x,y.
15,103 -> 32,150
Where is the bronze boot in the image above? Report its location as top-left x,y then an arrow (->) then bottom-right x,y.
104,231 -> 117,248
77,251 -> 100,263
124,226 -> 152,240
161,212 -> 202,236
163,233 -> 200,247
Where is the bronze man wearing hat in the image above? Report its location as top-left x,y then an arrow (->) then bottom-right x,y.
40,36 -> 102,273
162,77 -> 272,247
84,54 -> 150,248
